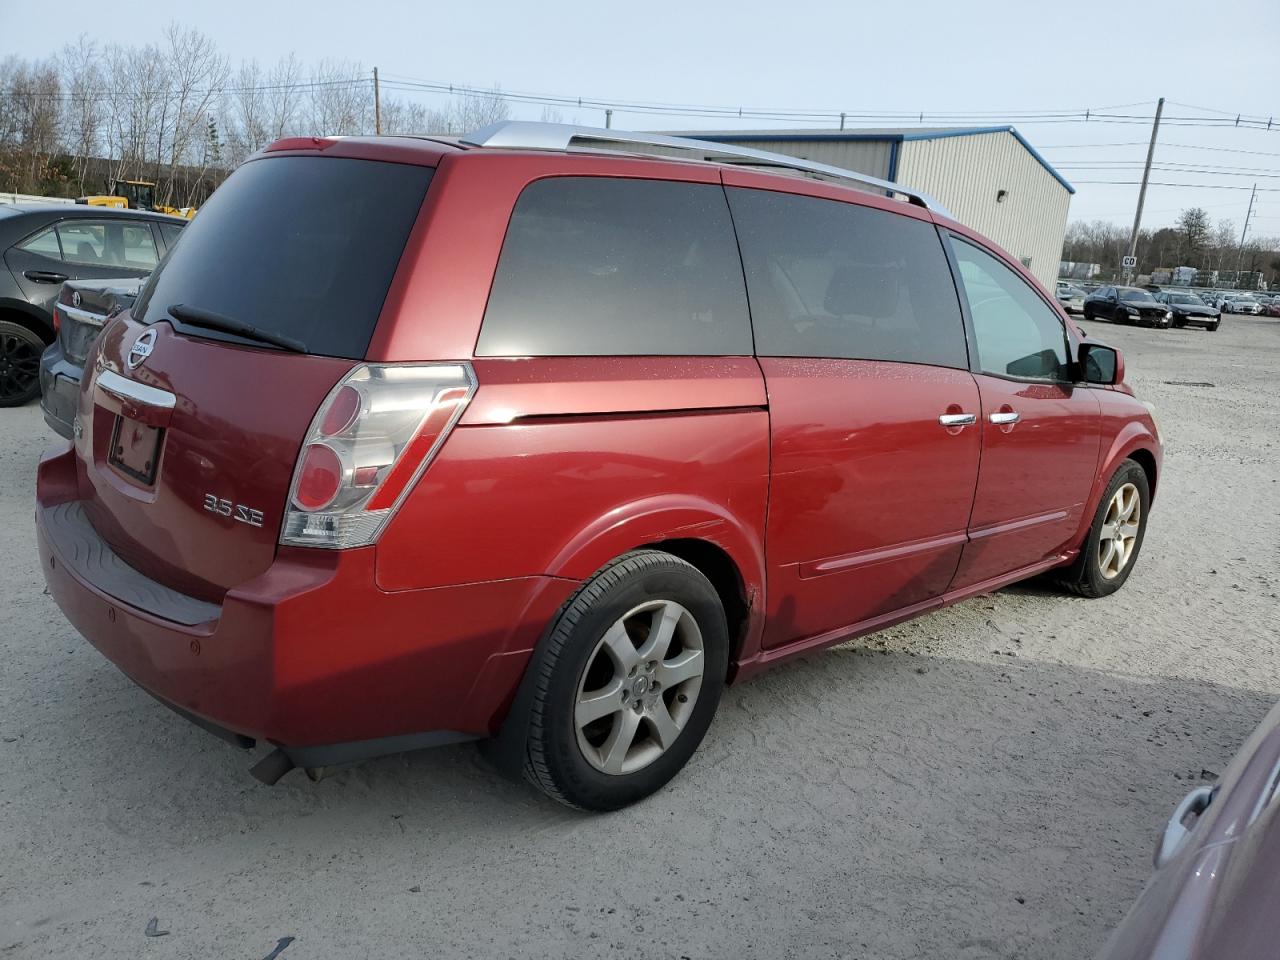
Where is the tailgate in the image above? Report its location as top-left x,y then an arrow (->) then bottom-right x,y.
58,277 -> 143,366
65,152 -> 435,603
77,316 -> 353,601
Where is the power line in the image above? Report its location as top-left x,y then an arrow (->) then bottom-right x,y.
4,67 -> 1278,134
1071,180 -> 1280,192
1055,163 -> 1280,178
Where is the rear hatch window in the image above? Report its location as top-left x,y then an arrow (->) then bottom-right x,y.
134,156 -> 433,359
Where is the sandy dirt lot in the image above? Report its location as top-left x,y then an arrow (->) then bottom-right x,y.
1,315 -> 1277,960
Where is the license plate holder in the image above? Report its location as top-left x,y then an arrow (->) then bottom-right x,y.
108,415 -> 163,485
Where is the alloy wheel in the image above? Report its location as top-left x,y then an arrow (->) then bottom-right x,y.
1098,482 -> 1141,579
0,328 -> 41,402
574,599 -> 705,775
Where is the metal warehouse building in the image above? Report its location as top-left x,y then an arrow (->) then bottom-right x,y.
682,126 -> 1074,291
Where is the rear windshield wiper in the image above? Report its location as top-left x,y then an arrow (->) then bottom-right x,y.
168,303 -> 307,354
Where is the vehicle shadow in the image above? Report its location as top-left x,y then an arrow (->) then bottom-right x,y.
7,628 -> 1273,960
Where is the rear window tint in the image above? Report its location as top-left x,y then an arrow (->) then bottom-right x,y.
477,177 -> 752,357
17,226 -> 62,258
158,222 -> 184,251
135,157 -> 432,359
727,188 -> 968,368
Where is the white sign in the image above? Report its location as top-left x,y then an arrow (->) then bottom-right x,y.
1121,255 -> 1137,268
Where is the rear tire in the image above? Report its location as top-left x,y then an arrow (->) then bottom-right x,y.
1055,460 -> 1150,598
522,551 -> 728,811
0,319 -> 46,408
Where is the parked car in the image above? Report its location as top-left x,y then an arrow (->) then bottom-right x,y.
0,204 -> 185,406
40,277 -> 147,438
1083,286 -> 1175,327
34,123 -> 1163,811
1261,299 -> 1280,318
1056,282 -> 1087,314
1224,296 -> 1264,315
1154,291 -> 1221,331
1097,699 -> 1280,959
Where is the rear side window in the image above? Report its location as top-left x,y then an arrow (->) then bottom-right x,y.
951,237 -> 1069,381
17,226 -> 61,258
58,222 -> 109,266
135,157 -> 433,359
158,222 -> 184,251
477,177 -> 752,357
727,188 -> 967,368
120,223 -> 159,269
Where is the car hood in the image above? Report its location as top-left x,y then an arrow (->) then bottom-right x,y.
1171,304 -> 1216,315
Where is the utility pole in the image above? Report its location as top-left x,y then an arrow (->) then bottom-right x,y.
605,108 -> 612,129
1126,96 -> 1164,283
1235,181 -> 1257,284
373,67 -> 382,135
839,112 -> 846,131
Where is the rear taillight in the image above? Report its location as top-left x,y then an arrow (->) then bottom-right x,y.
281,362 -> 477,549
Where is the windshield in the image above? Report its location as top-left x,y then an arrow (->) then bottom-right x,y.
135,156 -> 433,359
1119,289 -> 1155,302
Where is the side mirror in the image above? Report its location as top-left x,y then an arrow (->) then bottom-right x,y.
1079,341 -> 1123,385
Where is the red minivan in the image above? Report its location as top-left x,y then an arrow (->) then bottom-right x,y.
35,122 -> 1162,810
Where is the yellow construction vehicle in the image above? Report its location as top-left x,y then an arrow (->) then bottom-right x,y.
77,180 -> 196,219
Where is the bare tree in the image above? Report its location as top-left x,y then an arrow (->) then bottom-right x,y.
0,57 -> 62,193
58,37 -> 104,193
265,54 -> 302,141
1,35 -> 515,197
307,59 -> 370,136
159,24 -> 227,206
451,87 -> 509,132
222,59 -> 268,168
1211,219 -> 1236,272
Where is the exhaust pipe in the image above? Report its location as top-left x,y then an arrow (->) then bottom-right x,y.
249,747 -> 295,785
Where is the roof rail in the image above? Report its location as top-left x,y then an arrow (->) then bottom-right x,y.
460,121 -> 952,218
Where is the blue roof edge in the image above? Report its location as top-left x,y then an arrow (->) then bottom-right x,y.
900,125 -> 1076,195
698,125 -> 1075,195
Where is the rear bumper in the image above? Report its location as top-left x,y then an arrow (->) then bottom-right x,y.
36,445 -> 576,754
38,343 -> 79,440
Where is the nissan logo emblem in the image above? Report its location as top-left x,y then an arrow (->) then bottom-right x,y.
127,329 -> 157,369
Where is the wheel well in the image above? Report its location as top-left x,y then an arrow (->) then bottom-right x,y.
644,538 -> 751,669
1128,448 -> 1157,498
0,306 -> 54,344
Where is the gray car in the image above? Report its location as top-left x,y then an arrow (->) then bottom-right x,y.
0,204 -> 184,406
39,276 -> 147,438
1098,699 -> 1280,959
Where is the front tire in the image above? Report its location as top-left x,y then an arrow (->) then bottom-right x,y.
523,551 -> 728,811
0,320 -> 46,408
1056,460 -> 1151,598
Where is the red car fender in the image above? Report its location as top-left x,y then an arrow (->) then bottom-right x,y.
1074,419 -> 1162,549
545,493 -> 767,645
481,495 -> 767,775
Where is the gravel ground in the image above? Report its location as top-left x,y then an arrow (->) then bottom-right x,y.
1,316 -> 1277,960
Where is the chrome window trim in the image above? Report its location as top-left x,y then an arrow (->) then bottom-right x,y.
461,121 -> 953,219
96,368 -> 176,410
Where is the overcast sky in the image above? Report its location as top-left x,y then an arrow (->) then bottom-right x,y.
3,0 -> 1277,234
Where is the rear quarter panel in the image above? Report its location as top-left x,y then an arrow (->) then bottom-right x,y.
375,357 -> 769,601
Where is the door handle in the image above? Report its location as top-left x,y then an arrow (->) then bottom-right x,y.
24,270 -> 68,283
938,413 -> 977,427
989,411 -> 1020,425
